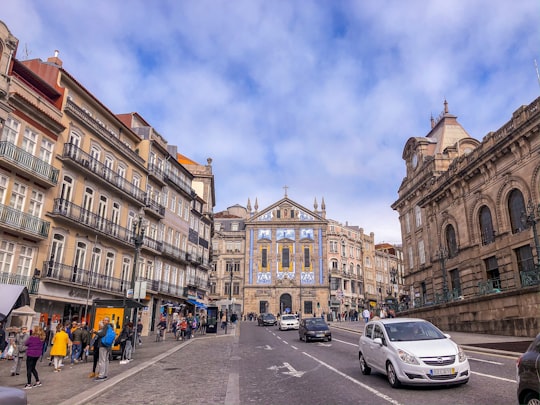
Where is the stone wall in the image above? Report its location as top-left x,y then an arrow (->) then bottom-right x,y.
399,285 -> 539,337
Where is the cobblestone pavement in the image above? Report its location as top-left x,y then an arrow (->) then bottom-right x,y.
0,326 -> 237,405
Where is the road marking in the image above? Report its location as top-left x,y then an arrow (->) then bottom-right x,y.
291,345 -> 299,350
256,345 -> 273,350
267,362 -> 305,377
467,357 -> 503,365
470,371 -> 516,383
318,342 -> 332,347
332,338 -> 357,346
302,352 -> 403,405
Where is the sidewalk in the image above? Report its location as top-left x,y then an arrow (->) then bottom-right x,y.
0,326 -> 237,405
327,319 -> 534,356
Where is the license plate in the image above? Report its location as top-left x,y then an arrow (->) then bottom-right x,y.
430,368 -> 454,375
316,333 -> 324,337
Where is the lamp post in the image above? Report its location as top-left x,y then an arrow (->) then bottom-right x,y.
438,246 -> 449,302
522,200 -> 540,267
127,213 -> 145,326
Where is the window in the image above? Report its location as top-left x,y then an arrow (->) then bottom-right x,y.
231,222 -> 239,231
329,241 -> 338,253
22,128 -> 38,155
418,240 -> 425,265
330,259 -> 338,270
449,268 -> 461,296
405,212 -> 411,233
28,190 -> 44,217
40,138 -> 54,164
0,240 -> 15,274
445,225 -> 458,258
2,117 -> 20,143
479,206 -> 495,245
304,247 -> 310,268
508,189 -> 526,234
415,205 -> 422,227
282,247 -> 290,268
304,301 -> 313,314
484,256 -> 501,289
233,282 -> 240,295
16,246 -> 34,278
261,247 -> 267,268
515,245 -> 534,273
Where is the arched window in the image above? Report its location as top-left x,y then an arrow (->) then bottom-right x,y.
508,189 -> 526,234
445,224 -> 458,258
479,206 -> 495,245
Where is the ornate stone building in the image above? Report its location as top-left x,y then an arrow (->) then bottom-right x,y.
392,99 -> 540,336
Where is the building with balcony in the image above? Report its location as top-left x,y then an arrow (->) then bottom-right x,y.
0,20 -> 214,333
392,99 -> 540,336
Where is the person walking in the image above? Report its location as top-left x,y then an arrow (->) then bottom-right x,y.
70,322 -> 83,365
78,321 -> 91,362
88,322 -> 102,378
49,324 -> 71,372
95,317 -> 114,381
11,326 -> 29,377
24,326 -> 45,389
362,308 -> 370,323
136,319 -> 143,345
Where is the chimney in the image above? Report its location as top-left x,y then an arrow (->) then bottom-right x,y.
47,50 -> 63,67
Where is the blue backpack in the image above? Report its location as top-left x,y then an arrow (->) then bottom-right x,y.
101,325 -> 116,347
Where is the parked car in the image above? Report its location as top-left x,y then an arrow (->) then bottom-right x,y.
0,387 -> 27,405
257,313 -> 277,326
279,314 -> 299,330
299,317 -> 332,342
358,318 -> 470,388
517,333 -> 540,405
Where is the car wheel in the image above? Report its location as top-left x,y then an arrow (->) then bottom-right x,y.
522,391 -> 540,405
327,337 -> 332,342
359,352 -> 371,375
386,362 -> 401,388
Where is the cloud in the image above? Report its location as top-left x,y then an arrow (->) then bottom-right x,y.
2,0 -> 538,243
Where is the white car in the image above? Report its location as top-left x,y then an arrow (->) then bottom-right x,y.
279,314 -> 299,330
358,318 -> 470,388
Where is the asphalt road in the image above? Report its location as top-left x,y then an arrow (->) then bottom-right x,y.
84,322 -> 522,405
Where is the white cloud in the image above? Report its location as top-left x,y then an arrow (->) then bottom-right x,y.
2,0 -> 538,243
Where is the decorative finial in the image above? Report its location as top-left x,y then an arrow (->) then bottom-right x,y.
283,185 -> 288,198
444,99 -> 448,114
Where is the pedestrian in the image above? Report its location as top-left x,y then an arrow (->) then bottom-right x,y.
70,322 -> 83,365
41,323 -> 52,362
24,326 -> 45,389
220,312 -> 227,330
116,322 -> 133,361
49,324 -> 71,372
0,322 -> 6,355
362,308 -> 370,323
179,317 -> 188,340
136,319 -> 143,345
88,322 -> 102,378
11,326 -> 29,377
95,316 -> 114,381
79,322 -> 90,362
200,315 -> 207,335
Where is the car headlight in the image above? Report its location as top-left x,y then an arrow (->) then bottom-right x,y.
397,349 -> 420,365
457,346 -> 467,363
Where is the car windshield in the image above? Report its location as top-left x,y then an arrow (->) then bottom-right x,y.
282,315 -> 296,320
384,321 -> 446,342
306,319 -> 326,327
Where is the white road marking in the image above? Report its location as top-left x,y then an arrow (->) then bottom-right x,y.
467,357 -> 503,365
267,362 -> 305,378
471,371 -> 516,383
302,352 -> 403,405
256,345 -> 273,350
291,345 -> 299,350
332,338 -> 357,346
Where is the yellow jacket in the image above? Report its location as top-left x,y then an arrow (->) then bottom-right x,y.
50,330 -> 71,357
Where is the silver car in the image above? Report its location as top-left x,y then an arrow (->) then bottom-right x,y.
278,314 -> 299,330
358,318 -> 470,388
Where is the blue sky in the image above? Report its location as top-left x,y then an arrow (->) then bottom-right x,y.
2,1 -> 539,243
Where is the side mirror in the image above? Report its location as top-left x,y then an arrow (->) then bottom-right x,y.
373,337 -> 383,346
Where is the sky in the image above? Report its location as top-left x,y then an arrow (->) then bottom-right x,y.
2,1 -> 539,244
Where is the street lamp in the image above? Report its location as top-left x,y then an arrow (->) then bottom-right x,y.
126,212 -> 145,325
438,246 -> 449,302
521,200 -> 540,267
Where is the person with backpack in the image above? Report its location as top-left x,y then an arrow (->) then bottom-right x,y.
95,317 -> 115,381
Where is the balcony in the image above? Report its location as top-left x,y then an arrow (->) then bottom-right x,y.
161,242 -> 189,263
0,203 -> 50,240
164,170 -> 194,196
142,235 -> 163,253
147,162 -> 166,186
0,271 -> 39,294
144,196 -> 165,218
62,143 -> 147,205
64,99 -> 145,167
0,141 -> 59,187
50,198 -> 133,246
43,260 -> 127,295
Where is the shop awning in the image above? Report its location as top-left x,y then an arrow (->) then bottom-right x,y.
0,284 -> 30,322
186,299 -> 207,309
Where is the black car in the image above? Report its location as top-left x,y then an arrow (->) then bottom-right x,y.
257,313 -> 277,326
299,317 -> 332,342
517,333 -> 540,405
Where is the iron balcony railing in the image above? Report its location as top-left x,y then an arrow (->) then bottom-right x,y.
0,271 -> 39,294
63,143 -> 147,204
161,242 -> 189,262
0,203 -> 50,239
0,141 -> 59,186
144,195 -> 165,217
43,260 -> 128,295
143,235 -> 163,252
520,268 -> 540,287
163,170 -> 194,196
64,99 -> 145,166
52,198 -> 133,245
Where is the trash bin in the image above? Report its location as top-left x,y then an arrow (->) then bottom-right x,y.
206,305 -> 218,333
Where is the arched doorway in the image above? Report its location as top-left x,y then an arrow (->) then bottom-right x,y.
279,293 -> 293,315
